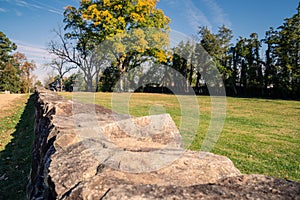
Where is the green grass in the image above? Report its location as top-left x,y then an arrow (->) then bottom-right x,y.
62,92 -> 300,182
216,98 -> 300,181
0,95 -> 35,199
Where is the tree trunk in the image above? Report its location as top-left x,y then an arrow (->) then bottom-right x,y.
118,56 -> 126,92
60,77 -> 63,92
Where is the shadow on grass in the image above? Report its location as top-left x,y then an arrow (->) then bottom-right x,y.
0,94 -> 35,200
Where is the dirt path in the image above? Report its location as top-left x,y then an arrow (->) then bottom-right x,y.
0,94 -> 26,118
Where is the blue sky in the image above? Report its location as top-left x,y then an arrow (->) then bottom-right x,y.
0,0 -> 299,81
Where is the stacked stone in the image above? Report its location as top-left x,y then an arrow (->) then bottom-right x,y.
27,88 -> 300,199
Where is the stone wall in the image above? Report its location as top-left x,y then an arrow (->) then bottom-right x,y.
27,88 -> 300,199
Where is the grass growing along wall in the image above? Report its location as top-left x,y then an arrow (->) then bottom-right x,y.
61,92 -> 300,182
0,94 -> 35,199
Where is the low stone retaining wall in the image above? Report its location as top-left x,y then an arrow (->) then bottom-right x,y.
27,88 -> 300,199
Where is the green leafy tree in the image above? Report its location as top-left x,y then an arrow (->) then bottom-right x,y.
245,33 -> 263,94
63,73 -> 80,92
99,65 -> 120,92
198,26 -> 233,81
0,62 -> 20,93
230,33 -> 263,96
197,26 -> 233,95
0,32 -> 21,93
34,80 -> 43,87
192,2 -> 300,98
0,31 -> 17,66
275,3 -> 300,98
172,40 -> 196,91
262,27 -> 279,94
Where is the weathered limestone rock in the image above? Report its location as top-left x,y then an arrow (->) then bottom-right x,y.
27,88 -> 300,200
82,174 -> 300,200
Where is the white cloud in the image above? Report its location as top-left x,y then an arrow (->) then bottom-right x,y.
48,9 -> 62,15
17,44 -> 48,59
184,0 -> 212,32
14,8 -> 22,16
6,0 -> 62,16
177,0 -> 232,34
15,0 -> 28,7
30,0 -> 62,15
0,7 -> 8,12
201,0 -> 232,28
164,0 -> 178,6
31,4 -> 43,10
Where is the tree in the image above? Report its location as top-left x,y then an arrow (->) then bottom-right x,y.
34,80 -> 43,87
48,58 -> 76,91
63,73 -> 80,92
198,26 -> 233,81
0,31 -> 17,66
274,3 -> 300,98
172,40 -> 196,92
48,27 -> 109,92
262,27 -> 279,94
189,2 -> 300,98
13,52 -> 36,93
245,33 -> 263,94
0,32 -> 20,93
0,62 -> 21,93
99,65 -> 120,92
0,32 -> 37,93
228,33 -> 264,96
63,0 -> 171,91
197,26 -> 233,95
216,25 -> 234,71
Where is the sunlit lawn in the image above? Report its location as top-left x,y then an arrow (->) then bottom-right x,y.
61,92 -> 300,182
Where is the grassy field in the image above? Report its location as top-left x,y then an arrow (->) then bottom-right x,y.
0,92 -> 297,199
62,92 -> 300,182
0,94 -> 35,199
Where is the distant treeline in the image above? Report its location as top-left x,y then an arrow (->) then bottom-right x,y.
98,3 -> 300,99
161,3 -> 300,99
46,1 -> 299,99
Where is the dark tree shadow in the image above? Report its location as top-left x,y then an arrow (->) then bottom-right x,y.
0,94 -> 35,200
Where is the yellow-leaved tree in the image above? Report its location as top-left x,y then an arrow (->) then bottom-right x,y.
13,52 -> 36,93
63,0 -> 171,91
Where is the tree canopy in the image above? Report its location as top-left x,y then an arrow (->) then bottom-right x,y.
46,1 -> 300,98
48,0 -> 171,91
0,31 -> 17,64
0,31 -> 36,93
0,32 -> 20,93
171,3 -> 300,99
